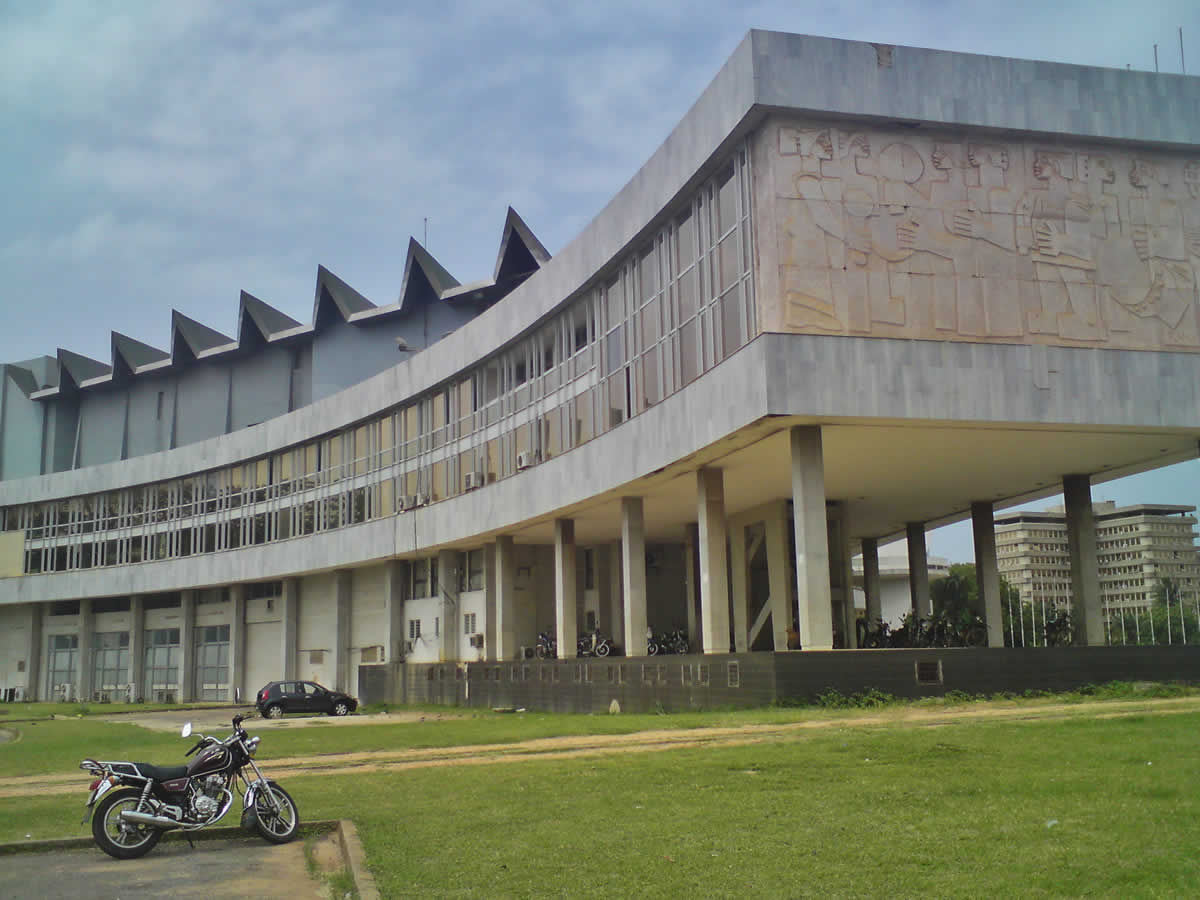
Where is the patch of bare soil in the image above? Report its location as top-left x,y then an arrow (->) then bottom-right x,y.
5,696 -> 1198,799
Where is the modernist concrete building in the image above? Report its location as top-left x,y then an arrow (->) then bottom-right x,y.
996,502 -> 1200,620
3,31 -> 1200,707
852,546 -> 951,628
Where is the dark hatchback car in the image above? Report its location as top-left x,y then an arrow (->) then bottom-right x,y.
255,680 -> 358,718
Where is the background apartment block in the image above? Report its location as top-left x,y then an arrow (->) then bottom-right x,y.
996,503 -> 1200,616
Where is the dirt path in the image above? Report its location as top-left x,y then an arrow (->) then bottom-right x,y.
4,696 -> 1198,799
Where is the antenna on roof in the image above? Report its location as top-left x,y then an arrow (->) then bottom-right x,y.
424,217 -> 428,249
1154,44 -> 1159,72
1181,26 -> 1187,75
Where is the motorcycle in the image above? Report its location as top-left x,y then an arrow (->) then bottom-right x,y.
577,631 -> 613,657
79,714 -> 299,859
649,630 -> 689,655
535,631 -> 557,659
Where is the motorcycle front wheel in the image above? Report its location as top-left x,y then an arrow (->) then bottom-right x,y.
252,782 -> 300,844
596,642 -> 611,657
92,788 -> 162,860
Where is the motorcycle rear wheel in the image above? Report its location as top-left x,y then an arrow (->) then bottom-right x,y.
252,783 -> 299,844
92,788 -> 163,860
596,642 -> 611,657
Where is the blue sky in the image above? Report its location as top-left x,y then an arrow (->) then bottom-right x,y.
3,1 -> 1198,560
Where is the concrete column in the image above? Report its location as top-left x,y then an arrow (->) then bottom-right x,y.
495,536 -> 516,660
862,538 -> 882,626
180,591 -> 196,702
1064,475 -> 1104,646
281,579 -> 299,679
78,598 -> 93,701
483,547 -> 496,660
697,469 -> 730,655
128,595 -> 145,702
828,505 -> 856,648
791,426 -> 833,650
594,544 -> 613,636
438,550 -> 461,662
764,506 -> 792,650
607,542 -> 624,645
971,501 -> 1004,647
621,498 -> 648,657
729,521 -> 749,652
554,520 -> 578,659
27,604 -> 42,701
906,523 -> 931,618
228,585 -> 246,703
333,571 -> 352,691
683,524 -> 699,649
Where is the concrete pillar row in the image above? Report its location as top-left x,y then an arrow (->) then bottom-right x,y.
971,501 -> 1005,647
607,541 -> 624,644
281,578 -> 300,679
729,519 -> 749,652
333,571 -> 352,692
828,504 -> 855,648
482,547 -> 497,660
554,519 -> 579,660
1064,474 -> 1104,646
861,538 -> 882,626
179,591 -> 196,702
128,595 -> 145,701
906,523 -> 931,619
764,505 -> 792,650
683,524 -> 700,649
229,585 -> 246,703
27,604 -> 42,701
437,549 -> 461,662
621,498 -> 648,657
696,469 -> 731,655
494,536 -> 516,661
790,426 -> 833,650
77,598 -> 94,701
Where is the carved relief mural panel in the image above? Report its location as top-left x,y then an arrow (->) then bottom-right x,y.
769,119 -> 1200,351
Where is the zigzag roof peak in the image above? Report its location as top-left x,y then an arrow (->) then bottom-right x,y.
392,239 -> 461,316
170,310 -> 235,364
111,332 -> 170,381
313,265 -> 376,328
57,348 -> 112,391
238,291 -> 303,347
493,207 -> 550,284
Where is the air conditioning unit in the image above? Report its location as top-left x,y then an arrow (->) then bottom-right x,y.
154,690 -> 176,704
469,633 -> 484,649
405,640 -> 415,654
516,452 -> 535,470
401,494 -> 428,510
464,471 -> 484,490
13,687 -> 25,702
58,683 -> 74,702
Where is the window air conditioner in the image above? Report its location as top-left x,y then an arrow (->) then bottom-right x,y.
402,494 -> 427,510
470,633 -> 484,649
464,471 -> 484,490
516,452 -> 534,470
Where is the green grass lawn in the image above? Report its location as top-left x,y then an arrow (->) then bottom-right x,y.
2,698 -> 1198,897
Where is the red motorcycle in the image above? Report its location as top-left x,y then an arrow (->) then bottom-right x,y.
80,714 -> 298,859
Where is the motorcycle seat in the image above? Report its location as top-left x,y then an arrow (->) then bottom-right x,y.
136,763 -> 189,782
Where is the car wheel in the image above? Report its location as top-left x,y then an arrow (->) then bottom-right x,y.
265,704 -> 284,719
332,701 -> 350,717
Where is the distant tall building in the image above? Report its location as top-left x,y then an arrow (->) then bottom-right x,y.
995,503 -> 1200,617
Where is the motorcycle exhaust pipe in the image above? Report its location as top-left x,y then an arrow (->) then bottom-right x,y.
119,810 -> 182,830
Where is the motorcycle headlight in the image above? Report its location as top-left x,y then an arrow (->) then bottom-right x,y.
245,736 -> 261,756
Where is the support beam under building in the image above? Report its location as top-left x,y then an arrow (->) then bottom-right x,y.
78,598 -> 93,701
621,498 -> 648,658
829,504 -> 855,648
281,578 -> 299,679
1064,474 -> 1104,646
764,504 -> 792,650
180,591 -> 196,702
128,595 -> 145,701
554,519 -> 578,661
494,536 -> 516,660
697,469 -> 731,654
333,571 -> 352,692
729,520 -> 749,652
791,426 -> 833,650
438,550 -> 461,662
862,538 -> 882,626
229,585 -> 246,702
971,501 -> 1004,647
907,522 -> 931,618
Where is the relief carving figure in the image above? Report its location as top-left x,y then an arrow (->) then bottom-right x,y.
1017,151 -> 1106,341
954,144 -> 1029,337
772,120 -> 1200,353
1113,158 -> 1197,339
839,140 -> 924,330
777,127 -> 846,330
